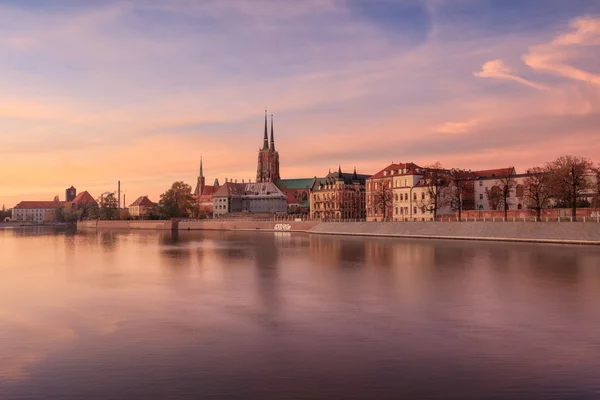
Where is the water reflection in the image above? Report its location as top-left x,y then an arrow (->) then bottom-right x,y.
1,227 -> 600,399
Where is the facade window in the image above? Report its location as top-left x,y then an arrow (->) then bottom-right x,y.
404,179 -> 408,186
516,185 -> 524,198
413,207 -> 417,215
479,181 -> 483,187
479,194 -> 483,200
421,192 -> 425,200
413,193 -> 417,201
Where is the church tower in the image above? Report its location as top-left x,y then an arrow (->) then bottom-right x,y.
194,156 -> 205,197
256,110 -> 280,182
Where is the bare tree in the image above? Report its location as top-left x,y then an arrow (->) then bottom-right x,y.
548,155 -> 594,221
591,165 -> 600,208
485,168 -> 516,220
523,167 -> 551,220
373,180 -> 393,221
417,162 -> 448,221
446,171 -> 473,221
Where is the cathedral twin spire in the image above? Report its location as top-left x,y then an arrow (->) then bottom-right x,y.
262,109 -> 276,152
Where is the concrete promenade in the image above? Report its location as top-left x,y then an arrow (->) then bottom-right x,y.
76,220 -> 600,245
311,222 -> 600,245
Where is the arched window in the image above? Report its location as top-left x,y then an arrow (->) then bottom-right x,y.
394,194 -> 398,201
421,192 -> 425,200
302,192 -> 308,202
517,203 -> 523,210
516,184 -> 524,198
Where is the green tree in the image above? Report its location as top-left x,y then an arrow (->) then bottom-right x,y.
99,193 -> 119,220
81,202 -> 99,221
159,181 -> 195,218
54,207 -> 66,223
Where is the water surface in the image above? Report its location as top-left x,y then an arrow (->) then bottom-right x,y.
1,227 -> 600,399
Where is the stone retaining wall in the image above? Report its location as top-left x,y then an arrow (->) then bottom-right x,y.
179,220 -> 320,232
310,222 -> 600,245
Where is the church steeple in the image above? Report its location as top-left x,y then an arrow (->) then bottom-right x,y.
270,114 -> 275,151
200,155 -> 203,178
353,166 -> 358,181
262,109 -> 269,150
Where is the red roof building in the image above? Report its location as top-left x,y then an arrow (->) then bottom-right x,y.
128,196 -> 155,217
13,200 -> 65,222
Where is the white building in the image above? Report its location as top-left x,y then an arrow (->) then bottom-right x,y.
13,200 -> 65,222
213,181 -> 287,217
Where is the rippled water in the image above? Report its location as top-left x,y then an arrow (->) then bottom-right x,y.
1,227 -> 600,399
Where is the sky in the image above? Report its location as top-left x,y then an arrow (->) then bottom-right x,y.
1,0 -> 599,207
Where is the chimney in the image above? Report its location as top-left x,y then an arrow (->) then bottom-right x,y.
118,181 -> 121,209
225,178 -> 228,183
242,179 -> 245,183
235,179 -> 238,183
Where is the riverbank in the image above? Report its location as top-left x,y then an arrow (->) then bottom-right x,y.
76,219 -> 600,245
311,222 -> 600,245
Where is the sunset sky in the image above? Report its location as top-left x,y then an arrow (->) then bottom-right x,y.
1,0 -> 599,207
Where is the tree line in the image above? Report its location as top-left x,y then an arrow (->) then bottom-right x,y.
47,181 -> 200,222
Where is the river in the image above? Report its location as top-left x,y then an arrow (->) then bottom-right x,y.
1,227 -> 599,399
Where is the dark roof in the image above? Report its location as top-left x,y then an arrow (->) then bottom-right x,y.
14,201 -> 65,209
274,178 -> 316,189
213,182 -> 245,197
129,196 -> 154,207
368,162 -> 423,180
314,170 -> 371,188
472,167 -> 516,178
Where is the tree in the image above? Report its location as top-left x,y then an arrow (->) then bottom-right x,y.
590,165 -> 600,208
373,180 -> 393,221
54,207 -> 65,223
99,193 -> 119,220
485,168 -> 516,220
547,155 -> 594,221
159,181 -> 196,219
523,167 -> 552,220
417,162 -> 448,221
53,195 -> 60,202
83,202 -> 100,220
446,171 -> 473,221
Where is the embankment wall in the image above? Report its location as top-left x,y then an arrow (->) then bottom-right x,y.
78,220 -> 320,232
179,220 -> 320,232
311,222 -> 600,245
78,220 -> 172,230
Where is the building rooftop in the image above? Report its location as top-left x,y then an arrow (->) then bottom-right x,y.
274,178 -> 316,190
129,196 -> 155,207
71,191 -> 97,205
14,201 -> 65,209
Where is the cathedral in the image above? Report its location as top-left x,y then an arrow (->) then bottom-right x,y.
256,110 -> 280,183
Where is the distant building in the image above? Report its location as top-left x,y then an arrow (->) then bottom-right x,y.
66,186 -> 77,202
13,199 -> 64,222
213,181 -> 287,217
256,111 -> 280,183
128,196 -> 155,217
274,178 -> 316,214
311,167 -> 370,220
193,157 -> 220,217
